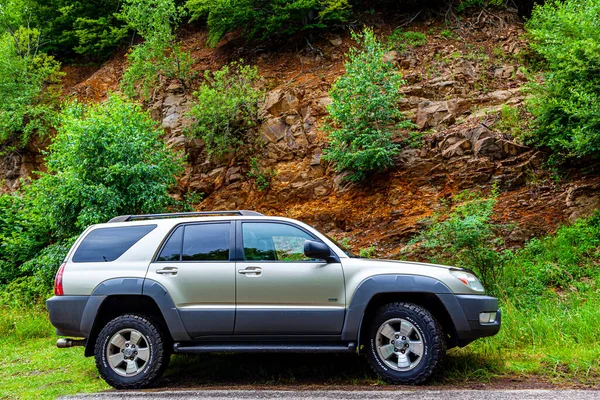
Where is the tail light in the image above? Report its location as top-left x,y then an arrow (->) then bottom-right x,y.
54,263 -> 66,296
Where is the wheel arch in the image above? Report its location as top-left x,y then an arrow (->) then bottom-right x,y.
82,278 -> 190,357
340,275 -> 460,351
357,292 -> 458,352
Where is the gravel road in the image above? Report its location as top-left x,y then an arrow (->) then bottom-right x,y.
63,389 -> 600,400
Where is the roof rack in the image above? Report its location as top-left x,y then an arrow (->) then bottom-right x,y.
107,210 -> 264,223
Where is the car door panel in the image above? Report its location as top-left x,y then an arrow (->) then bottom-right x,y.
148,222 -> 236,338
234,221 -> 346,335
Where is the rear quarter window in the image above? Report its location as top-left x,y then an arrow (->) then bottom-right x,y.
72,225 -> 157,263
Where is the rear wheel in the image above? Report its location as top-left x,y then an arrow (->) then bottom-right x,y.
366,302 -> 446,384
95,314 -> 169,389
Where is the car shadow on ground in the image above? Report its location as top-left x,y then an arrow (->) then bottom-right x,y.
159,350 -> 500,389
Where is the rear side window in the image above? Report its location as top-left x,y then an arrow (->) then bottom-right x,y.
73,225 -> 157,263
157,223 -> 230,262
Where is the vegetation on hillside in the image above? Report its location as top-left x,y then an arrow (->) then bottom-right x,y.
324,28 -> 413,182
0,26 -> 62,153
0,96 -> 184,295
186,0 -> 351,47
187,61 -> 264,159
120,0 -> 194,100
525,0 -> 600,164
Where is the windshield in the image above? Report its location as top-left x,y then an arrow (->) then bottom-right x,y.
322,233 -> 356,258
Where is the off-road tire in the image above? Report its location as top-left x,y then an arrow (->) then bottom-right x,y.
366,302 -> 446,385
94,314 -> 169,389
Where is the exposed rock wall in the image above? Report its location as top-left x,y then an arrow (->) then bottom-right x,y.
2,9 -> 599,256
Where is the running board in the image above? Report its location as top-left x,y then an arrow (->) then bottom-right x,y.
174,342 -> 356,354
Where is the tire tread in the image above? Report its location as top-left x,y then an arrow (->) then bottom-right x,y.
366,302 -> 446,385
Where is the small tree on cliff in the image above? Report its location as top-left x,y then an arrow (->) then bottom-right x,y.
323,28 -> 411,182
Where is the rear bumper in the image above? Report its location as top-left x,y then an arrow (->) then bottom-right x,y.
46,296 -> 89,337
438,293 -> 501,347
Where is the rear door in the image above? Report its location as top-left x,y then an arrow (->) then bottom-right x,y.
148,221 -> 235,338
234,221 -> 346,335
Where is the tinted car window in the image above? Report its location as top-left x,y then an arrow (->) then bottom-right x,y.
157,226 -> 183,262
181,223 -> 230,261
73,225 -> 157,263
242,222 -> 318,262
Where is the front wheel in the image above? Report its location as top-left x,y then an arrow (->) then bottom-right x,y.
366,302 -> 446,385
94,314 -> 169,389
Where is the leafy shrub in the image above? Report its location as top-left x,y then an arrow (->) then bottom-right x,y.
247,157 -> 276,191
359,245 -> 376,258
388,29 -> 427,52
36,95 -> 184,234
0,95 -> 184,288
121,0 -> 194,100
0,29 -> 62,153
186,0 -> 351,47
525,0 -> 600,163
407,188 -> 506,291
502,213 -> 600,306
187,61 -> 263,159
324,28 -> 412,182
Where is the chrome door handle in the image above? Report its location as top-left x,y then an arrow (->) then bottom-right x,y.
156,267 -> 178,275
238,267 -> 262,276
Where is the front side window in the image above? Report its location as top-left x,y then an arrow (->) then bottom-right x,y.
157,223 -> 230,262
73,225 -> 157,263
242,222 -> 321,262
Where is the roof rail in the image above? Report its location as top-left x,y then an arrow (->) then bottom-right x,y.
107,210 -> 264,223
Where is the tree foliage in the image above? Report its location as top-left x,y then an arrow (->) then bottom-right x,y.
323,28 -> 411,182
0,27 -> 61,153
0,95 -> 184,287
0,0 -> 129,60
525,0 -> 600,162
186,0 -> 351,47
187,61 -> 263,159
121,0 -> 194,100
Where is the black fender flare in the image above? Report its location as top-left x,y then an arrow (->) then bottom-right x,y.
340,274 -> 465,343
81,277 -> 190,346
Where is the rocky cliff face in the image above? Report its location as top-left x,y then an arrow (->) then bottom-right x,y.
3,9 -> 599,256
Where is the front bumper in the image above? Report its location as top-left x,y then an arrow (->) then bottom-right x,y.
438,293 -> 501,347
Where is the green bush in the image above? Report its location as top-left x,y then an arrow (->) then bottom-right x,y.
388,29 -> 427,52
323,28 -> 412,182
121,0 -> 194,100
247,157 -> 276,191
407,189 -> 505,291
36,95 -> 184,234
0,95 -> 184,287
525,0 -> 600,163
502,214 -> 600,307
186,0 -> 351,47
0,29 -> 62,153
187,61 -> 263,159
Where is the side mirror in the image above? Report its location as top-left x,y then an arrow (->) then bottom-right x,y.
304,240 -> 333,262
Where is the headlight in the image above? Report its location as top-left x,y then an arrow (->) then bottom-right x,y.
450,270 -> 485,293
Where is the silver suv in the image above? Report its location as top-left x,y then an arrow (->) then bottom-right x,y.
47,210 -> 500,389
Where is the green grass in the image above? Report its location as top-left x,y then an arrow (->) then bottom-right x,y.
0,307 -> 109,399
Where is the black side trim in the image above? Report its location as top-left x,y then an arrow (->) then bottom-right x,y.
341,274 -> 452,341
174,342 -> 356,354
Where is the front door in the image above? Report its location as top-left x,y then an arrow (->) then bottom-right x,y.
148,222 -> 235,338
234,221 -> 345,335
